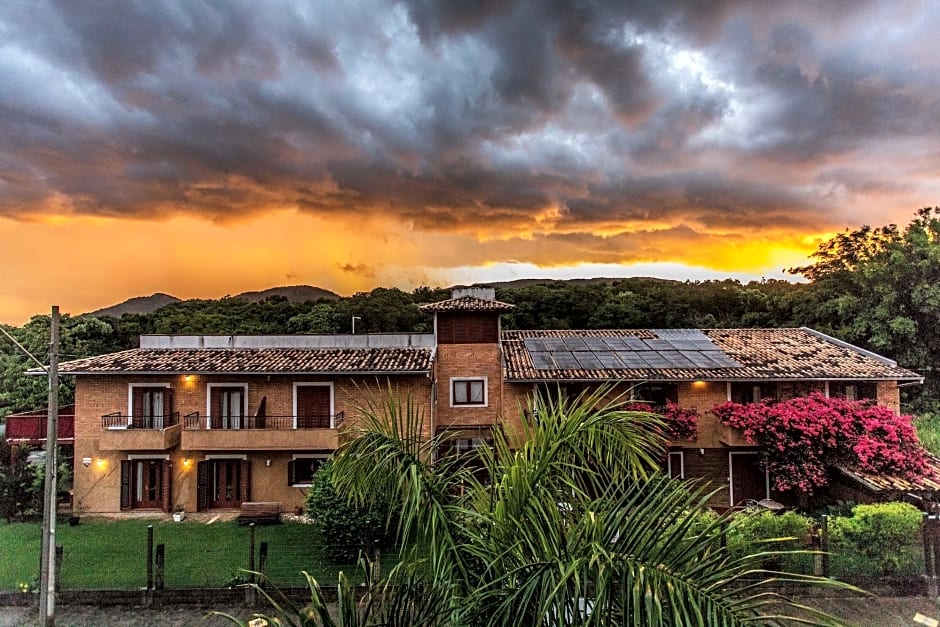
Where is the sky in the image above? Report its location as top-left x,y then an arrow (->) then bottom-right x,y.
1,1 -> 939,324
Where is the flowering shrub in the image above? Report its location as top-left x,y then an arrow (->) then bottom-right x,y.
712,392 -> 932,494
622,401 -> 699,442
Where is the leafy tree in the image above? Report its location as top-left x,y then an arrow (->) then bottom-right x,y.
305,458 -> 396,564
0,441 -> 42,522
318,386 -> 846,625
790,207 -> 940,406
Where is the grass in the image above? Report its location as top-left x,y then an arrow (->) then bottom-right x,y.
0,518 -> 401,591
914,411 -> 940,456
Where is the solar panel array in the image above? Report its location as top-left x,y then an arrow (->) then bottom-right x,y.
523,330 -> 741,371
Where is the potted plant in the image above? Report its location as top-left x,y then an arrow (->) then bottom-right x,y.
172,504 -> 185,522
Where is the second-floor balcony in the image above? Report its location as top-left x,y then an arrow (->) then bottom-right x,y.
99,412 -> 181,451
180,412 -> 345,451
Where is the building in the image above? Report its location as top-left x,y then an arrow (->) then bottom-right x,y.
49,288 -> 923,514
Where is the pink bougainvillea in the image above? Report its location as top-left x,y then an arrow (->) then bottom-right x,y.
622,401 -> 699,443
712,392 -> 932,494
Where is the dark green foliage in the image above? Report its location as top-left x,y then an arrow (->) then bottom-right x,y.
829,502 -> 923,577
0,442 -> 43,522
304,459 -> 396,564
727,510 -> 815,573
914,411 -> 940,455
791,207 -> 940,406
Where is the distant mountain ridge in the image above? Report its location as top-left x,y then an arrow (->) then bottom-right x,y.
88,285 -> 340,318
89,293 -> 182,318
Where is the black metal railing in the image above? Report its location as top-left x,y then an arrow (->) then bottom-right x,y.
182,412 -> 344,430
101,412 -> 180,430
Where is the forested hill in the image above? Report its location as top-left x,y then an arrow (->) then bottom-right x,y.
2,208 -> 939,417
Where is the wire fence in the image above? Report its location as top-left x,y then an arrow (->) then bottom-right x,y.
1,514 -> 938,593
1,519 -> 397,593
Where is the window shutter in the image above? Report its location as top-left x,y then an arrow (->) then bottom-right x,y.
287,460 -> 296,486
161,460 -> 172,512
132,390 -> 143,419
210,390 -> 222,429
197,461 -> 209,511
239,459 -> 250,504
120,460 -> 132,511
164,388 -> 174,417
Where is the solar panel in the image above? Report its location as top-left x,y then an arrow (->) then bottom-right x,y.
602,337 -> 629,350
583,337 -> 610,351
523,338 -> 546,353
529,352 -> 557,369
654,351 -> 693,368
563,337 -> 589,351
596,353 -> 625,368
624,337 -> 648,350
553,353 -> 582,369
542,338 -> 570,350
523,332 -> 741,371
574,352 -> 604,369
642,339 -> 675,351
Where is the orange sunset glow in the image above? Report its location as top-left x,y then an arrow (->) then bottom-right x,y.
2,2 -> 939,324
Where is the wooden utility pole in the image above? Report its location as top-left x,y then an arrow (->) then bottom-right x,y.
39,306 -> 59,626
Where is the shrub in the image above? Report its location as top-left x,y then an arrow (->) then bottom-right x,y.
621,401 -> 699,442
713,393 -> 932,494
727,510 -> 814,572
305,459 -> 397,564
829,502 -> 922,577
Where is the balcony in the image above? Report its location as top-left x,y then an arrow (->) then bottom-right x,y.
98,412 -> 181,451
4,406 -> 75,446
180,412 -> 344,451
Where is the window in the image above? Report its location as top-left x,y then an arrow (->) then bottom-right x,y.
632,383 -> 678,406
126,384 -> 172,429
451,378 -> 487,407
207,384 -> 248,429
829,381 -> 877,401
729,382 -> 776,404
288,455 -> 329,486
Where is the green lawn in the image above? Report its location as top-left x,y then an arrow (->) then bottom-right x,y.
0,519 -> 397,591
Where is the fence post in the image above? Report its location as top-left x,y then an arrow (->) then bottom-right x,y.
820,515 -> 830,578
146,525 -> 154,591
155,544 -> 165,591
926,514 -> 939,599
54,545 -> 63,590
259,541 -> 268,588
246,523 -> 256,606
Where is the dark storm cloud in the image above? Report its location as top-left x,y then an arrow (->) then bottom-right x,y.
1,0 -> 938,237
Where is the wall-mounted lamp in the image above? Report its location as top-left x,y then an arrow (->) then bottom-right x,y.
182,458 -> 192,468
183,374 -> 194,386
692,380 -> 706,389
265,458 -> 272,467
95,458 -> 106,469
82,457 -> 92,467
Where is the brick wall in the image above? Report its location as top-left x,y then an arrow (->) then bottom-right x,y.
434,344 -> 504,428
72,373 -> 433,514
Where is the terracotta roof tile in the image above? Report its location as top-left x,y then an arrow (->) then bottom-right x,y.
835,456 -> 940,494
419,296 -> 515,312
501,328 -> 920,381
55,347 -> 433,375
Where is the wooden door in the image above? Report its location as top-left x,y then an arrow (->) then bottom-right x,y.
730,452 -> 767,506
133,459 -> 164,509
211,459 -> 242,508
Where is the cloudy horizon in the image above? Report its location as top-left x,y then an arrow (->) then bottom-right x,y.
1,1 -> 938,323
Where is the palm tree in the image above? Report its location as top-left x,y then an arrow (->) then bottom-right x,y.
324,384 -> 849,626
